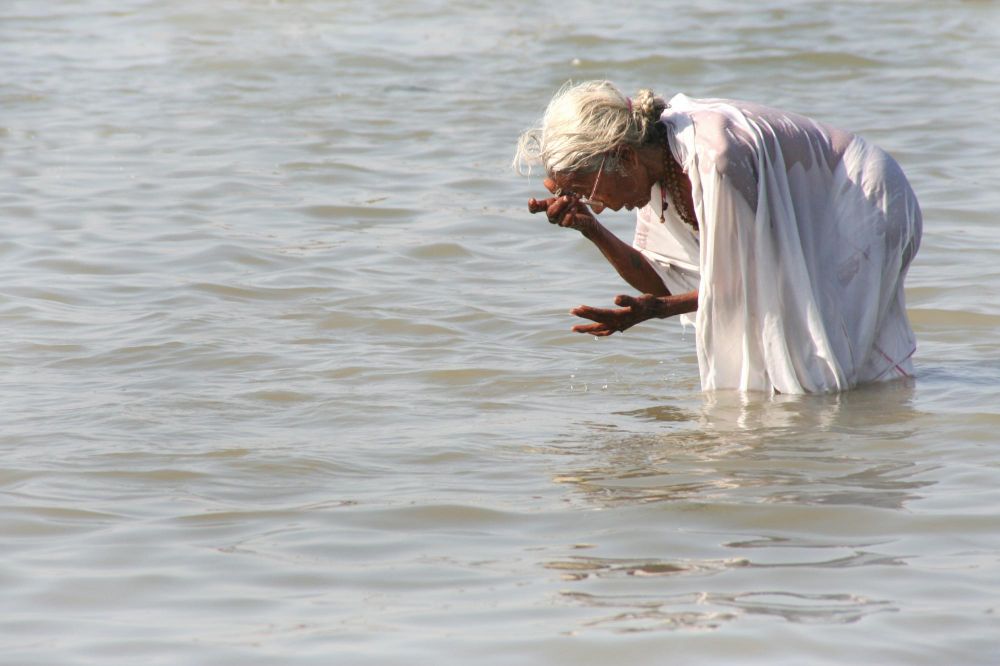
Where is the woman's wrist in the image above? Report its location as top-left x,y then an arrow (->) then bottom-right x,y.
578,217 -> 599,238
655,291 -> 698,318
651,295 -> 674,319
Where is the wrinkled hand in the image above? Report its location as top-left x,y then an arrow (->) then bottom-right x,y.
570,294 -> 662,336
527,177 -> 597,234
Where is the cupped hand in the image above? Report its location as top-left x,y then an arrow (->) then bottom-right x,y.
527,177 -> 597,234
570,294 -> 661,336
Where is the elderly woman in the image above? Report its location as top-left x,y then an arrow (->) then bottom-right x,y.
516,81 -> 922,394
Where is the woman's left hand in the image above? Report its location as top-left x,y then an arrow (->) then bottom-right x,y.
569,294 -> 661,336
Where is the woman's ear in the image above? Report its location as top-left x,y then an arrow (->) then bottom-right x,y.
619,145 -> 639,168
611,145 -> 637,175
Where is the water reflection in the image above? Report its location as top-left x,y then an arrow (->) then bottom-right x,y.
548,381 -> 927,633
560,590 -> 894,633
545,555 -> 748,581
560,591 -> 738,632
556,380 -> 934,510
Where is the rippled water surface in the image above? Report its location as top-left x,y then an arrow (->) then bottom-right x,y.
3,1 -> 1000,664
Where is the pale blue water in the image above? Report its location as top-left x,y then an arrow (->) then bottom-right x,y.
2,1 -> 999,664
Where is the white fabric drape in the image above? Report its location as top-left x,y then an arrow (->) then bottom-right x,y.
633,94 -> 922,394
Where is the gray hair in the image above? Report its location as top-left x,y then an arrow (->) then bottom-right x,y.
513,80 -> 667,176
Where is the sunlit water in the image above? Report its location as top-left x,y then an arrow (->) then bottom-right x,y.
2,1 -> 999,664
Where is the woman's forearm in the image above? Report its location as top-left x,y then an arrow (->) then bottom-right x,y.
654,290 -> 698,318
581,222 -> 670,296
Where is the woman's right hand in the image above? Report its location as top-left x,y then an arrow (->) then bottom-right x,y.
528,178 -> 598,234
527,194 -> 595,233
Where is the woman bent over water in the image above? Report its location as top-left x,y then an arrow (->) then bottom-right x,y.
515,81 -> 921,394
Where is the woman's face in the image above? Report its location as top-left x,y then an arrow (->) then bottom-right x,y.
548,153 -> 654,214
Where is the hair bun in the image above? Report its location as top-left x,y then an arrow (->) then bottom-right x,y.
632,88 -> 666,144
634,89 -> 658,121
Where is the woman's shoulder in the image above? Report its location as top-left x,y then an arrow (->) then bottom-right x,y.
669,95 -> 856,168
663,96 -> 759,170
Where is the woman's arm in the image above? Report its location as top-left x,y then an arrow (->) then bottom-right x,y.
569,291 -> 698,336
528,194 -> 669,296
526,192 -> 697,336
580,221 -> 670,296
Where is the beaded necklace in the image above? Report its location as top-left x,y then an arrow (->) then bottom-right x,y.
660,143 -> 698,231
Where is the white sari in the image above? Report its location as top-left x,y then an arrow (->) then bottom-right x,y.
633,95 -> 922,394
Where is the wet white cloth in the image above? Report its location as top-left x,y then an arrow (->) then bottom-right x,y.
633,94 -> 922,393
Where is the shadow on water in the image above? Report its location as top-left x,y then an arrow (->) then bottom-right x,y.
544,380 -> 934,633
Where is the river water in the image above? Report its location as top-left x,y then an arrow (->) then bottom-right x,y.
2,1 -> 999,664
